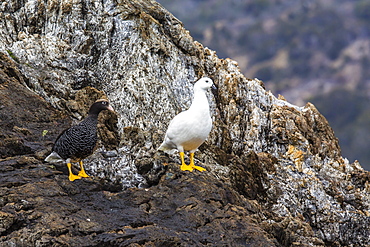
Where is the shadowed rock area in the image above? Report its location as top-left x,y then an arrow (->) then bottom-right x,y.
0,0 -> 369,246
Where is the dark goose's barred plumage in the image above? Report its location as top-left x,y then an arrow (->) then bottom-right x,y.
53,116 -> 99,161
45,99 -> 114,181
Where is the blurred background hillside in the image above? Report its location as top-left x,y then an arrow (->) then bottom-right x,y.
157,0 -> 370,170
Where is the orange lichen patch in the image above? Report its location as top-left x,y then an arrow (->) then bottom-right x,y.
286,145 -> 305,172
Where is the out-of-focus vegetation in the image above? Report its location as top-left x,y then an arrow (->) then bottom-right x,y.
158,0 -> 370,170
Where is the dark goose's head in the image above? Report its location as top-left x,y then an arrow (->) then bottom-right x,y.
88,99 -> 114,116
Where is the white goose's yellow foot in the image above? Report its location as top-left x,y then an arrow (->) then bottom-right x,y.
179,152 -> 194,172
180,163 -> 194,172
189,153 -> 206,172
190,164 -> 206,172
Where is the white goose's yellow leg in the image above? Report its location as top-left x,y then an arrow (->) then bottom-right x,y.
189,152 -> 206,172
77,161 -> 90,178
179,152 -> 194,172
67,163 -> 82,181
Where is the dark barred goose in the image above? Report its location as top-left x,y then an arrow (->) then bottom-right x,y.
45,99 -> 114,181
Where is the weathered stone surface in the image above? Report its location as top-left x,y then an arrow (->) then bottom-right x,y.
0,154 -> 277,246
0,0 -> 369,246
0,53 -> 70,159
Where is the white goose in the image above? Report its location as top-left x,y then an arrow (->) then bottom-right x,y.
159,77 -> 216,172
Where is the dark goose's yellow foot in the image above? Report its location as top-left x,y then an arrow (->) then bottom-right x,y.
77,161 -> 90,178
77,170 -> 90,178
67,163 -> 82,181
69,173 -> 82,181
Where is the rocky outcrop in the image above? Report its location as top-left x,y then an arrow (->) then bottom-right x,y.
0,0 -> 369,246
157,0 -> 370,171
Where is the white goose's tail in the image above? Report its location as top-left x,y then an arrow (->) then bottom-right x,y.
158,142 -> 176,155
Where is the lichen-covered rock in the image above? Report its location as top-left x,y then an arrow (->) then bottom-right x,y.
0,0 -> 369,246
0,53 -> 71,159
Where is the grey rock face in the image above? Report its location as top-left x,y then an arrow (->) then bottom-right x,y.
0,0 -> 369,246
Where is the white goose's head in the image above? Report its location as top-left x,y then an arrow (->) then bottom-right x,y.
194,77 -> 216,91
